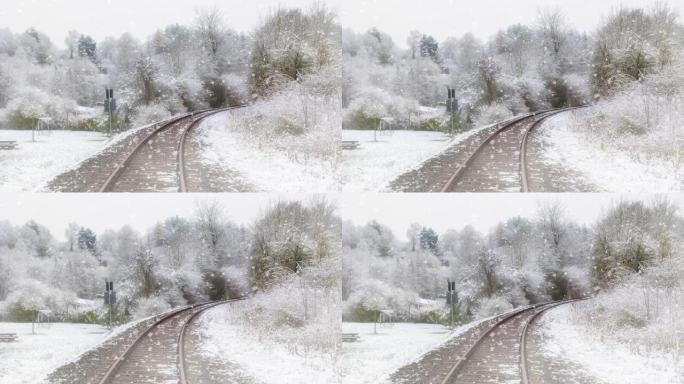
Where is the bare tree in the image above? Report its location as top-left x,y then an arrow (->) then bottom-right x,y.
538,7 -> 566,57
195,200 -> 226,269
133,56 -> 158,105
407,30 -> 422,59
196,6 -> 225,58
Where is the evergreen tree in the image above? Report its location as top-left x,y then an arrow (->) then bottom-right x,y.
78,227 -> 97,254
78,35 -> 97,62
419,227 -> 439,254
419,35 -> 439,60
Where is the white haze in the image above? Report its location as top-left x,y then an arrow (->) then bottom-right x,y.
0,193 -> 317,240
336,0 -> 684,47
0,0 -> 324,48
339,193 -> 684,235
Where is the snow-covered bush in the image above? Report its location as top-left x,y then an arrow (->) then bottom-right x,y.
568,256 -> 684,363
473,295 -> 515,319
473,103 -> 514,127
571,75 -> 684,172
131,296 -> 173,320
228,263 -> 340,355
592,199 -> 681,288
250,199 -> 339,289
222,68 -> 341,161
344,86 -> 418,130
130,103 -> 173,127
0,87 -> 77,129
250,5 -> 339,97
0,279 -> 77,321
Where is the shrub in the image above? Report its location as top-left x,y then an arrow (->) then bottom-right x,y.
418,310 -> 446,324
77,310 -> 103,324
6,303 -> 36,322
131,103 -> 173,128
615,309 -> 646,328
74,117 -> 106,132
473,103 -> 514,128
131,296 -> 172,320
417,117 -> 447,132
274,310 -> 305,328
348,110 -> 381,130
348,303 -> 378,322
473,295 -> 514,319
6,110 -> 37,130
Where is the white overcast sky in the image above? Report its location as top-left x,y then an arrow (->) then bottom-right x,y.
0,0 -> 321,47
0,193 -> 682,241
1,0 -> 681,48
339,194 -> 684,237
0,193 -> 317,240
336,0 -> 683,46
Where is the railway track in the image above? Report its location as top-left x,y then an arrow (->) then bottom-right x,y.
97,299 -> 239,384
439,299 -> 582,384
98,108 -> 237,193
440,108 -> 578,193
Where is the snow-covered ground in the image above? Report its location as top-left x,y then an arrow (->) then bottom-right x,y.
198,112 -> 338,192
198,305 -> 337,384
0,322 -> 108,384
339,124 -> 497,192
339,130 -> 450,192
539,305 -> 682,384
0,130 -> 108,192
339,322 -> 462,384
540,112 -> 684,192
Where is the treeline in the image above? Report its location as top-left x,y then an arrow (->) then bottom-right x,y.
0,4 -> 338,132
342,3 -> 683,132
0,199 -> 339,324
342,199 -> 683,324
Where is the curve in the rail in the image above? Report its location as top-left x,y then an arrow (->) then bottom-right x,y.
97,303 -> 213,384
519,107 -> 583,192
177,299 -> 244,384
439,304 -> 540,384
98,114 -> 192,192
440,112 -> 542,192
519,298 -> 589,384
178,106 -> 244,193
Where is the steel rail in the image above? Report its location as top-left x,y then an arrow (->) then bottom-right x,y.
97,113 -> 193,192
439,112 -> 542,192
519,107 -> 583,192
96,303 -> 202,384
439,299 -> 582,384
519,298 -> 589,384
438,304 -> 540,384
177,298 -> 243,384
97,298 -> 245,384
177,106 -> 244,193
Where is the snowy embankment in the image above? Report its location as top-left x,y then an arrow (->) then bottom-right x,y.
539,111 -> 684,192
339,322 -> 478,384
0,130 -> 107,192
339,123 -> 495,192
198,107 -> 338,192
198,305 -> 337,384
0,322 -> 108,384
539,304 -> 682,384
0,117 -> 166,192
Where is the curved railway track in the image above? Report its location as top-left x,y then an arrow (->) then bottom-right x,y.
440,299 -> 583,384
440,108 -> 579,193
98,107 -> 239,193
97,299 -> 240,384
